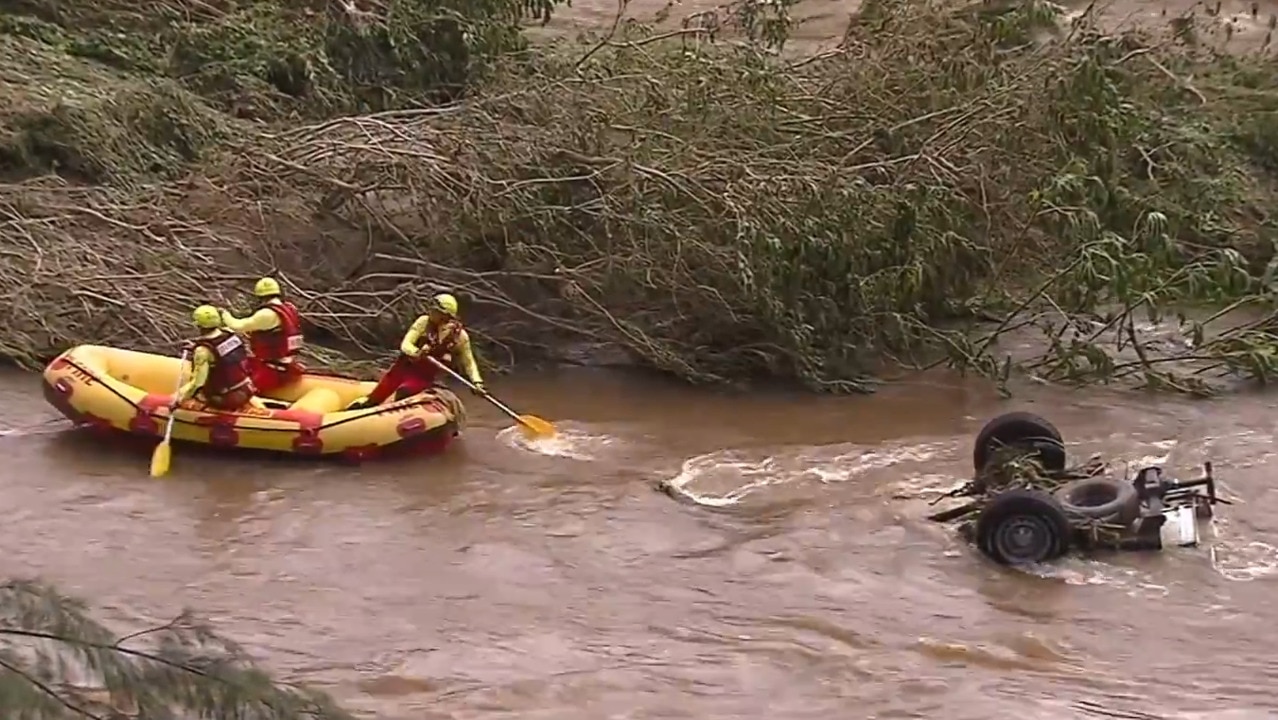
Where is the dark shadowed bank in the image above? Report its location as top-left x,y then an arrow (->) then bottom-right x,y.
2,0 -> 1278,396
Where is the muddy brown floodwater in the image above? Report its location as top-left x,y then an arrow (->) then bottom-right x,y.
4,362 -> 1278,719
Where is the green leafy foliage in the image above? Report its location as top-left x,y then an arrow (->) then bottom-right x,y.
0,578 -> 354,719
0,0 -> 571,182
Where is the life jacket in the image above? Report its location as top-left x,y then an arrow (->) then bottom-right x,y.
194,330 -> 257,407
248,299 -> 304,366
412,316 -> 464,365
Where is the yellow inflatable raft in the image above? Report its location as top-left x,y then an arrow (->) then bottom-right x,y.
42,345 -> 466,462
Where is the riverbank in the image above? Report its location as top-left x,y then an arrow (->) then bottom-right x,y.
2,0 -> 1278,394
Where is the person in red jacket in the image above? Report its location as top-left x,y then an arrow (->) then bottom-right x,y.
220,277 -> 305,394
347,293 -> 486,409
174,305 -> 264,412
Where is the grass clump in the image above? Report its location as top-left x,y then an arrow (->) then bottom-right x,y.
0,0 -> 570,184
0,29 -> 233,184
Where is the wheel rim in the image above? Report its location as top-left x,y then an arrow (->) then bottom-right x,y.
993,515 -> 1055,563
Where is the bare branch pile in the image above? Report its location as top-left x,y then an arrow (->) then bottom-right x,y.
2,0 -> 1278,393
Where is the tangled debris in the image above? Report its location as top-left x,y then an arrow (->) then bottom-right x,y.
2,0 -> 1278,393
929,448 -> 1133,549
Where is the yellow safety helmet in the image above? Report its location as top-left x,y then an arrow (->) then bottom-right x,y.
192,304 -> 223,329
254,277 -> 282,297
432,293 -> 459,317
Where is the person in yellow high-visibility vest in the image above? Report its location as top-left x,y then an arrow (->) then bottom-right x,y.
219,277 -> 306,393
175,305 -> 267,412
347,293 -> 486,409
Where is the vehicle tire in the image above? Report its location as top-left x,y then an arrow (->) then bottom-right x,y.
974,488 -> 1072,566
972,411 -> 1067,473
1052,476 -> 1140,525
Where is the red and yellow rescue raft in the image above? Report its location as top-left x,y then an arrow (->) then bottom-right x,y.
42,345 -> 466,462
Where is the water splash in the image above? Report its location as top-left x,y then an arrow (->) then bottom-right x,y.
659,451 -> 783,507
1047,560 -> 1172,598
660,440 -> 951,507
495,423 -> 615,461
0,418 -> 70,438
1209,537 -> 1278,582
1130,438 -> 1177,468
889,472 -> 964,500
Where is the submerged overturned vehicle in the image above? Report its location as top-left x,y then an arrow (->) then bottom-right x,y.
929,411 -> 1227,566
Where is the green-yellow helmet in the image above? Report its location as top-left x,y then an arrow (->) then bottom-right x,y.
192,304 -> 222,329
254,277 -> 282,297
433,293 -> 459,317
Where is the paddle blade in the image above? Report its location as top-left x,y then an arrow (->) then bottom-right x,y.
149,440 -> 172,478
516,415 -> 556,439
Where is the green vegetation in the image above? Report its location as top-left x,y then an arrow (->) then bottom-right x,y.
0,577 -> 353,718
0,0 -> 565,183
2,0 -> 1278,395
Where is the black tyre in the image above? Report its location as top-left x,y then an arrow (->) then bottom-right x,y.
972,411 -> 1067,473
974,488 -> 1072,566
1053,476 -> 1140,525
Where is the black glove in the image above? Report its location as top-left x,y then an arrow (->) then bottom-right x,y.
471,382 -> 487,397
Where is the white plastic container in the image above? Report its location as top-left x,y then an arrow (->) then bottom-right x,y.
1160,504 -> 1200,548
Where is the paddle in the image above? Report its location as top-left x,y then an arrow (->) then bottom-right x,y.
427,356 -> 556,439
150,350 -> 188,478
